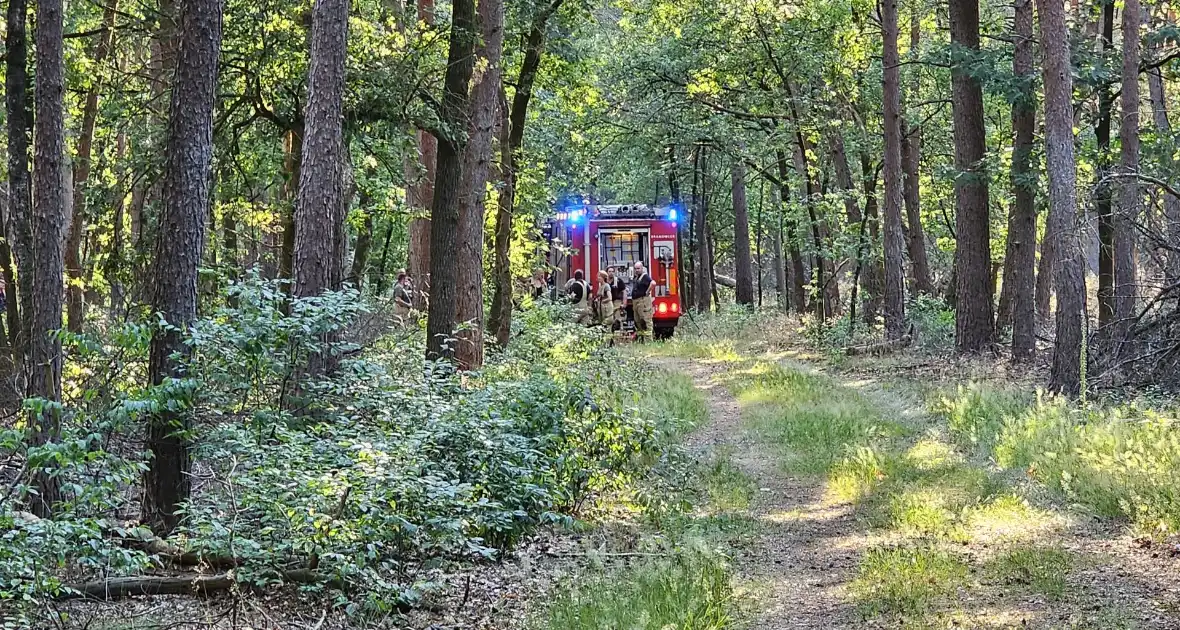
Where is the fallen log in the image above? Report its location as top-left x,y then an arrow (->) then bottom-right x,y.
713,274 -> 737,289
58,574 -> 236,600
58,568 -> 342,602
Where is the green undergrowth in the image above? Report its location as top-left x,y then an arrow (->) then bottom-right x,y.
1,283 -> 713,624
935,382 -> 1180,534
535,552 -> 735,630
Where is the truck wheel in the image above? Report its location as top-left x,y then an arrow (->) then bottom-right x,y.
654,326 -> 675,340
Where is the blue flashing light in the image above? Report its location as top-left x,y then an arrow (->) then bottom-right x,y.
668,208 -> 678,222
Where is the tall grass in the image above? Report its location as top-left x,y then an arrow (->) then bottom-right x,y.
536,553 -> 735,630
934,384 -> 1180,533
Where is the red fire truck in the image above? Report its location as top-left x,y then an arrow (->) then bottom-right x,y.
546,202 -> 682,338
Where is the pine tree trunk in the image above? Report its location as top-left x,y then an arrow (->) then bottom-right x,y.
144,0 -> 223,535
294,0 -> 348,301
775,151 -> 807,313
406,0 -> 437,310
489,89 -> 515,347
1035,218 -> 1054,319
949,0 -> 995,352
27,0 -> 69,518
732,160 -> 755,306
65,1 -> 119,334
1096,1 -> 1116,330
901,11 -> 933,295
881,0 -> 908,339
349,210 -> 374,288
1148,52 -> 1180,285
455,0 -> 503,370
1000,0 -> 1038,360
1039,0 -> 1087,395
279,124 -> 303,285
6,0 -> 33,363
426,0 -> 477,361
859,150 -> 886,323
1115,0 -> 1140,346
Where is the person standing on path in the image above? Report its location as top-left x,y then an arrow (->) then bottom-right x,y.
594,270 -> 613,327
393,270 -> 413,325
631,262 -> 654,341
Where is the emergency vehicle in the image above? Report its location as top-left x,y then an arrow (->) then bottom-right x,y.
545,202 -> 682,338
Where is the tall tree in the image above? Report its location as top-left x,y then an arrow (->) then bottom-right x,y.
776,151 -> 808,313
425,0 -> 478,360
881,0 -> 907,339
998,0 -> 1038,360
1096,0 -> 1116,330
1148,44 -> 1180,284
294,0 -> 349,303
689,145 -> 707,313
488,0 -> 566,347
143,0 -> 224,534
27,0 -> 71,518
455,0 -> 504,370
901,12 -> 933,295
1115,0 -> 1140,346
406,0 -> 437,310
6,0 -> 33,362
1039,0 -> 1087,395
732,159 -> 755,306
65,1 -> 120,333
949,0 -> 994,352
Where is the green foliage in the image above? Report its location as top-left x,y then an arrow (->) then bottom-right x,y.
906,295 -> 956,351
2,279 -> 698,619
536,552 -> 735,630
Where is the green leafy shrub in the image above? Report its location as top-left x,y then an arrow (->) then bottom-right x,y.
1,278 -> 695,618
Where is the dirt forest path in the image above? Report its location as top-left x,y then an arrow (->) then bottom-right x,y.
650,356 -> 862,629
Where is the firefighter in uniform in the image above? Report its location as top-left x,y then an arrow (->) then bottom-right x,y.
631,262 -> 654,342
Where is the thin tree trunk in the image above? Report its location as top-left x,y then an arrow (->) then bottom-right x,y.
65,1 -> 119,333
108,133 -> 129,315
406,0 -> 438,311
1148,49 -> 1180,284
144,0 -> 223,535
455,0 -> 503,370
1039,0 -> 1087,395
950,0 -> 995,352
1000,0 -> 1038,360
732,160 -> 755,306
280,124 -> 303,284
882,0 -> 908,339
695,146 -> 713,313
488,0 -> 562,347
1035,216 -> 1054,319
1096,1 -> 1116,329
425,0 -> 477,361
859,150 -> 886,323
776,151 -> 807,313
830,132 -> 872,317
349,211 -> 374,289
6,0 -> 33,363
1115,0 -> 1140,347
902,11 -> 933,294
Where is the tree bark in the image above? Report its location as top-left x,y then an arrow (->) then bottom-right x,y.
949,0 -> 995,352
830,132 -> 873,317
279,124 -> 303,285
1148,47 -> 1180,285
6,0 -> 33,362
144,0 -> 223,535
294,0 -> 348,302
348,210 -> 374,289
406,0 -> 437,310
882,0 -> 908,339
902,11 -> 933,295
455,0 -> 503,370
489,89 -> 515,347
27,0 -> 70,518
999,0 -> 1038,360
1115,0 -> 1139,346
859,150 -> 886,323
776,151 -> 807,313
1039,0 -> 1087,395
425,0 -> 478,361
65,1 -> 119,333
732,160 -> 755,306
1096,1 -> 1116,330
694,146 -> 713,313
900,120 -> 933,294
